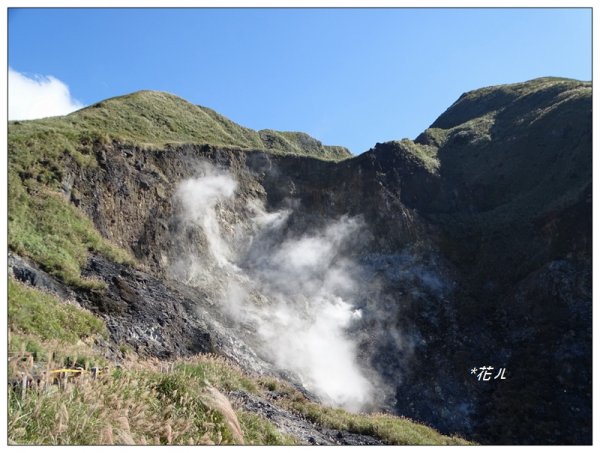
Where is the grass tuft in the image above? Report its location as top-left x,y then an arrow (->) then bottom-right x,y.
8,277 -> 107,342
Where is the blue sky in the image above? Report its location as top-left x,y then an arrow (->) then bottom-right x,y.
8,8 -> 592,154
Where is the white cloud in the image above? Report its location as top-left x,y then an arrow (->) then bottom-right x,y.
8,68 -> 84,120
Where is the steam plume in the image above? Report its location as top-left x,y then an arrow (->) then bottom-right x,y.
173,163 -> 374,411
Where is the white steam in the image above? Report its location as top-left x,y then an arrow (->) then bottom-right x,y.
175,166 -> 237,268
244,217 -> 373,411
174,164 -> 374,411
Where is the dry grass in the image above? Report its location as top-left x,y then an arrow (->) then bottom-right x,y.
8,345 -> 294,446
8,332 -> 470,446
200,385 -> 244,444
8,348 -> 472,446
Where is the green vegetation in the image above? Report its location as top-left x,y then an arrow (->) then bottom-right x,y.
8,344 -> 296,445
236,411 -> 296,445
260,129 -> 352,160
458,77 -> 587,106
8,287 -> 291,448
9,90 -> 351,161
430,77 -> 591,231
417,76 -> 592,295
396,139 -> 440,172
8,106 -> 135,289
288,401 -> 470,445
8,103 -> 128,288
7,279 -> 298,446
175,359 -> 259,394
8,277 -> 110,372
8,278 -> 107,343
256,377 -> 472,446
9,348 -> 469,445
432,77 -> 590,130
8,175 -> 133,288
8,363 -> 238,445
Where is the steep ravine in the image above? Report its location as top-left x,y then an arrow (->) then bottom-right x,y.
8,77 -> 591,444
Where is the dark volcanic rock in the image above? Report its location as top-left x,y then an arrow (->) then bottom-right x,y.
8,254 -> 77,302
9,252 -> 276,377
81,255 -> 215,358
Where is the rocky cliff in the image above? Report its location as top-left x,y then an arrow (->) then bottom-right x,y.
8,77 -> 591,444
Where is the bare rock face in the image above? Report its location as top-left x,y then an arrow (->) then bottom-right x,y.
9,77 -> 591,444
8,252 -> 276,376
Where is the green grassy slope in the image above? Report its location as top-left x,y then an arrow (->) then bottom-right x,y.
430,77 -> 588,130
420,77 -> 591,224
9,90 -> 351,160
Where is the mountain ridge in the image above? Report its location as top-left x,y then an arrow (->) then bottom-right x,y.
9,89 -> 352,161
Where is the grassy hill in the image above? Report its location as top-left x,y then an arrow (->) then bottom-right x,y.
8,90 -> 351,161
419,77 -> 591,230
